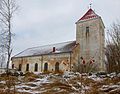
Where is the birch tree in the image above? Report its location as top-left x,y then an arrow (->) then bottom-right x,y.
0,0 -> 18,71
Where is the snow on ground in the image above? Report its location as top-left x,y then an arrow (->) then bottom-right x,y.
0,72 -> 120,94
0,81 -> 5,84
88,74 -> 103,81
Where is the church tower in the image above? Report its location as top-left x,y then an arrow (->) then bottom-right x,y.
76,8 -> 106,72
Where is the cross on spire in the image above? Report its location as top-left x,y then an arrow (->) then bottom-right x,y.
89,3 -> 92,9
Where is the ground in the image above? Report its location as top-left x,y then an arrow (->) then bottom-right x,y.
0,72 -> 120,94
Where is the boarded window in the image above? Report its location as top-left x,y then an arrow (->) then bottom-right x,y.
12,64 -> 14,69
26,64 -> 29,71
44,63 -> 48,72
34,63 -> 38,72
18,64 -> 22,71
55,62 -> 59,72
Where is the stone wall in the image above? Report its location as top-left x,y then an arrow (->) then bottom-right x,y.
12,52 -> 73,73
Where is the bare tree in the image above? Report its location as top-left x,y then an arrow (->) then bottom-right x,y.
0,27 -> 7,68
106,21 -> 120,73
0,0 -> 18,72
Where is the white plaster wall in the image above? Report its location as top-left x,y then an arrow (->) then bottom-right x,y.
76,17 -> 106,71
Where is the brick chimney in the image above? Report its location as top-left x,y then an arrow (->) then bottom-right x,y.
53,47 -> 56,52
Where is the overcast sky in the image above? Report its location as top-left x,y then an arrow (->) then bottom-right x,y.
12,0 -> 120,55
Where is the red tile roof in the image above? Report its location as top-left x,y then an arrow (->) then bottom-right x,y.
78,8 -> 99,21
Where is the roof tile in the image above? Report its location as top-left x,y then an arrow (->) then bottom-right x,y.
78,8 -> 99,21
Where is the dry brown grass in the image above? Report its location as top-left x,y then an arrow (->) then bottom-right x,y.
43,71 -> 52,74
87,87 -> 100,94
53,70 -> 64,75
0,73 -> 120,94
101,77 -> 120,85
24,72 -> 39,78
35,81 -> 76,94
83,77 -> 96,85
23,72 -> 39,82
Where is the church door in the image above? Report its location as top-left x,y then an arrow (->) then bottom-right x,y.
44,63 -> 48,72
55,62 -> 59,72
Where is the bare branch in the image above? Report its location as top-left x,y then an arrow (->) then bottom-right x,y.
106,21 -> 120,73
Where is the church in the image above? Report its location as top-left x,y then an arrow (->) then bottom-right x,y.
11,8 -> 106,73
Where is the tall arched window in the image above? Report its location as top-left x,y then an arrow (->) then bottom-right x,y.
34,63 -> 38,72
26,64 -> 29,71
55,62 -> 59,72
44,63 -> 48,72
18,64 -> 22,71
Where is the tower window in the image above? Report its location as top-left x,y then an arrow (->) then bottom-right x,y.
86,27 -> 89,32
86,26 -> 89,38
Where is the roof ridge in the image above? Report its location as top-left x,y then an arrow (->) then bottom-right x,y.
27,40 -> 76,49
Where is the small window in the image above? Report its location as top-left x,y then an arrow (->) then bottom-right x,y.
18,64 -> 22,71
86,26 -> 89,38
86,27 -> 89,32
34,63 -> 38,72
26,64 -> 29,71
12,64 -> 14,69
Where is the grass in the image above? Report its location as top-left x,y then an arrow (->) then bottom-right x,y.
0,72 -> 119,94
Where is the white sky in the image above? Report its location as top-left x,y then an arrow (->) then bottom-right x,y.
12,0 -> 120,55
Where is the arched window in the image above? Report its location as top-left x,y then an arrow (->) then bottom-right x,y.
12,64 -> 14,69
44,63 -> 48,72
34,63 -> 38,72
55,62 -> 59,72
26,64 -> 29,71
18,64 -> 22,71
